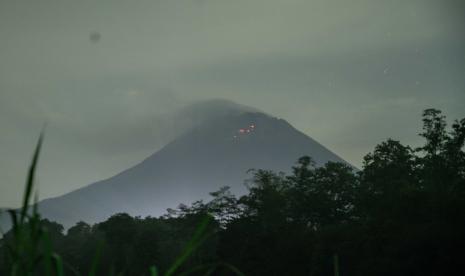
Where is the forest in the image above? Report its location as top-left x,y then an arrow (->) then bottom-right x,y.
1,108 -> 464,275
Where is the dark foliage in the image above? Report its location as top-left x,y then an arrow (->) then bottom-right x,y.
1,109 -> 464,275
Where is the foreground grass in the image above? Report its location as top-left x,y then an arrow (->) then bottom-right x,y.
0,133 -> 244,276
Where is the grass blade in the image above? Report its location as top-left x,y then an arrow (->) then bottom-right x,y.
220,262 -> 245,276
203,266 -> 217,276
53,253 -> 65,276
43,230 -> 54,276
149,265 -> 158,276
20,131 -> 44,224
178,263 -> 216,276
164,215 -> 211,276
89,240 -> 104,276
32,192 -> 39,217
333,254 -> 340,276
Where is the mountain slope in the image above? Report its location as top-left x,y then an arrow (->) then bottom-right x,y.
3,106 -> 352,228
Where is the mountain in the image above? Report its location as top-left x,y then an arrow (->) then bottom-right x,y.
2,101 -> 352,229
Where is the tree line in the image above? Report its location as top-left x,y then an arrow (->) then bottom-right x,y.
1,108 -> 464,275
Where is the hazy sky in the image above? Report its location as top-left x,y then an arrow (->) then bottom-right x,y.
1,0 -> 464,207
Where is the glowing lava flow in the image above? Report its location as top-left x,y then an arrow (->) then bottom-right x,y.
233,124 -> 256,139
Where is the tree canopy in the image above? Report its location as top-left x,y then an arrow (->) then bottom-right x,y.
1,108 -> 464,275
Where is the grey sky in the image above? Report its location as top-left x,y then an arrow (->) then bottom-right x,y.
1,0 -> 464,207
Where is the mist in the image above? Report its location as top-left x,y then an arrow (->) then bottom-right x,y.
1,0 -> 464,207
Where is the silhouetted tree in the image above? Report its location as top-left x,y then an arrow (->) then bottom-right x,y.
1,108 -> 464,276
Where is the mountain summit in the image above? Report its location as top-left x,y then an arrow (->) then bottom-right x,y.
5,101 -> 352,228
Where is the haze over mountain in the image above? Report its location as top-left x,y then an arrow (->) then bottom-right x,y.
2,101 -> 351,228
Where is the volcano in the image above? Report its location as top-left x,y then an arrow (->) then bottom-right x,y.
4,101 -> 352,228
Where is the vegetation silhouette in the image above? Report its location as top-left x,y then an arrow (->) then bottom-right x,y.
1,108 -> 464,275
